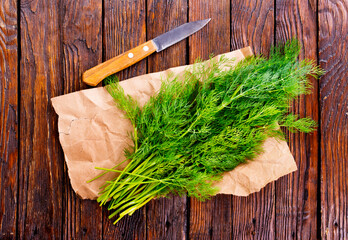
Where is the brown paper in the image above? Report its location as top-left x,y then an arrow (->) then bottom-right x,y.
52,47 -> 297,200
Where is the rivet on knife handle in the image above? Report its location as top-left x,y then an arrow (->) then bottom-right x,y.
83,40 -> 157,86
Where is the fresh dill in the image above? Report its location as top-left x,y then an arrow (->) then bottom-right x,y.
94,40 -> 323,224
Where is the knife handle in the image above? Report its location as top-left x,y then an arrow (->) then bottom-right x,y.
83,40 -> 157,86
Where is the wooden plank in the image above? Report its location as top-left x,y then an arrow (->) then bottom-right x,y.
189,0 -> 230,61
102,1 -> 147,238
146,1 -> 188,239
0,0 -> 18,238
61,0 -> 103,239
230,0 -> 274,54
18,0 -> 63,238
230,0 -> 275,239
188,1 -> 231,239
232,188 -> 275,238
146,196 -> 187,240
275,0 -> 319,239
319,1 -> 348,239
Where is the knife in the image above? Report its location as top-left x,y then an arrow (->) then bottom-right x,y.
83,19 -> 211,86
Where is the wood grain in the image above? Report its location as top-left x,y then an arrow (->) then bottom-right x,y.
188,1 -> 231,239
232,188 -> 275,239
0,0 -> 18,238
275,0 -> 319,239
146,1 -> 188,239
61,0 -> 103,239
18,0 -> 63,238
231,0 -> 274,55
230,0 -> 275,239
189,0 -> 230,62
102,1 -> 147,238
319,0 -> 348,239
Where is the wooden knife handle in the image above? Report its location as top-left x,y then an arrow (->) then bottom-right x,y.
83,40 -> 157,86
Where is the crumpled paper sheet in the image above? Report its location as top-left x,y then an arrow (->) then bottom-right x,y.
51,47 -> 297,200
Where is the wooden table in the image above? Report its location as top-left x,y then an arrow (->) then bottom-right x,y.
1,0 -> 347,239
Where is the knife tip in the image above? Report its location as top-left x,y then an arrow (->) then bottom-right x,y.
199,18 -> 211,26
192,18 -> 211,26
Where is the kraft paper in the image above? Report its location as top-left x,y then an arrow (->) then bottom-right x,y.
51,47 -> 297,199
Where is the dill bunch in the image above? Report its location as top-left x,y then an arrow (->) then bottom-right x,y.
94,40 -> 322,224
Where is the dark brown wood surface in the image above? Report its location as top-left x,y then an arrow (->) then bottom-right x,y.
0,0 -> 18,238
275,0 -> 319,239
19,0 -> 63,238
319,0 -> 348,239
0,0 -> 347,239
61,0 -> 103,239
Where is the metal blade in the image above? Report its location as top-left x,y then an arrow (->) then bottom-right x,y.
152,18 -> 211,52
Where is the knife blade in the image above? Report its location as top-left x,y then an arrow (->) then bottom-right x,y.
83,19 -> 211,86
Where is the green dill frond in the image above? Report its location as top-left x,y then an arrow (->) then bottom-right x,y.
98,40 -> 323,224
105,76 -> 140,126
281,114 -> 317,133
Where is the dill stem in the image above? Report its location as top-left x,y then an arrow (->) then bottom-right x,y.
134,126 -> 138,151
108,184 -> 148,210
101,153 -> 155,201
95,167 -> 164,185
113,185 -> 167,224
105,154 -> 158,200
178,113 -> 203,140
99,157 -> 139,204
87,158 -> 129,183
